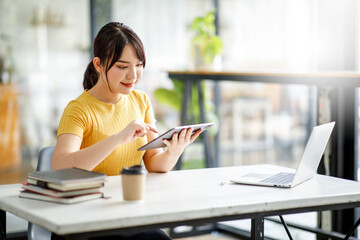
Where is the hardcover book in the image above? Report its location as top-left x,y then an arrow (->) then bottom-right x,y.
28,167 -> 106,184
19,190 -> 103,204
27,178 -> 105,191
21,182 -> 102,197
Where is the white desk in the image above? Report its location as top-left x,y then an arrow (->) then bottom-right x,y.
1,165 -> 360,240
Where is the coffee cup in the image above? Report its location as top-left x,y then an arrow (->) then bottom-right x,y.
120,165 -> 147,201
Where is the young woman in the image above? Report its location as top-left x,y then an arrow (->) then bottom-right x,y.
51,22 -> 202,239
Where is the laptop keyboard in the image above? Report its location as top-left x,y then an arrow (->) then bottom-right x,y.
260,172 -> 294,185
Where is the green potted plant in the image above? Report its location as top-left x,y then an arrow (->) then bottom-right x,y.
154,79 -> 218,126
190,11 -> 223,70
153,11 -> 222,169
154,10 -> 223,121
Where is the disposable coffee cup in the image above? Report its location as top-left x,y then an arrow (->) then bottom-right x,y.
120,165 -> 146,201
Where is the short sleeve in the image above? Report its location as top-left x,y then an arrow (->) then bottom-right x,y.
57,101 -> 87,139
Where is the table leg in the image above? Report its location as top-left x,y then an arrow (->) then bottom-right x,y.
181,80 -> 192,125
344,217 -> 360,240
213,82 -> 221,167
178,79 -> 215,168
279,215 -> 293,240
330,87 -> 358,234
196,80 -> 214,167
0,210 -> 6,240
176,80 -> 192,170
251,216 -> 264,240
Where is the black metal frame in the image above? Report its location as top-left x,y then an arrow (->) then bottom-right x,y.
2,202 -> 360,240
265,216 -> 358,240
330,87 -> 358,235
89,0 -> 112,59
0,210 -> 5,240
176,79 -> 215,169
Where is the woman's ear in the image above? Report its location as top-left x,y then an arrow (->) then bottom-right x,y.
93,57 -> 102,73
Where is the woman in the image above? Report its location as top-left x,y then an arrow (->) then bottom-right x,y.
51,22 -> 202,239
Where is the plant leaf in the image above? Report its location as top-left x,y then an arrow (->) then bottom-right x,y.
153,88 -> 181,111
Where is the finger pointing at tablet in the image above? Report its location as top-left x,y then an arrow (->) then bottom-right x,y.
119,120 -> 158,143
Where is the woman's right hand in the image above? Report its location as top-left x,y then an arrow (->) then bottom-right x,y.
118,120 -> 158,144
52,120 -> 158,171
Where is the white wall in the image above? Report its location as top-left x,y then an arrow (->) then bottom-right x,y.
0,0 -> 90,153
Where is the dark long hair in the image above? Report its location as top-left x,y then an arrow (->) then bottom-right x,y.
83,22 -> 146,90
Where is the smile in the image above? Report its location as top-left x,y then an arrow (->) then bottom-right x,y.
121,82 -> 135,88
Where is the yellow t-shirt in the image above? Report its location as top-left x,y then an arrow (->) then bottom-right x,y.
57,90 -> 156,175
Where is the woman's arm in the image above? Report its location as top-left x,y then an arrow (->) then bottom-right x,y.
52,120 -> 158,170
143,127 -> 202,172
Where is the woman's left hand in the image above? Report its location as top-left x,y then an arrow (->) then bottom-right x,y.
162,128 -> 202,157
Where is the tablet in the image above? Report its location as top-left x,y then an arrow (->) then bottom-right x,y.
138,122 -> 214,151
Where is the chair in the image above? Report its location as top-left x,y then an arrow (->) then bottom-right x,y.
27,146 -> 55,240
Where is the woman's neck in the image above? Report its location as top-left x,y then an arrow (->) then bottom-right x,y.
87,85 -> 122,104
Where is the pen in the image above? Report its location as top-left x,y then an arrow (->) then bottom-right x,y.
220,177 -> 230,185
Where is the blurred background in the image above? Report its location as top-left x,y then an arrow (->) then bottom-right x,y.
1,0 -> 360,239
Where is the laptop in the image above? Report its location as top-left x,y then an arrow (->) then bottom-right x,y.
230,121 -> 335,188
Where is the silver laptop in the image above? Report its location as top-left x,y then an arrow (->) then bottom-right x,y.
230,122 -> 335,188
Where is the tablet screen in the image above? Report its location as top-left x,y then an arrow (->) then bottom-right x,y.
137,122 -> 214,151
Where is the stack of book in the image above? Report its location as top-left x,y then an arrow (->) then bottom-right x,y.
19,168 -> 106,204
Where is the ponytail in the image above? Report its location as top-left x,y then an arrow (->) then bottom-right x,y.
83,61 -> 99,90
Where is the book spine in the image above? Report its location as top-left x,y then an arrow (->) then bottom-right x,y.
34,180 -> 48,188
